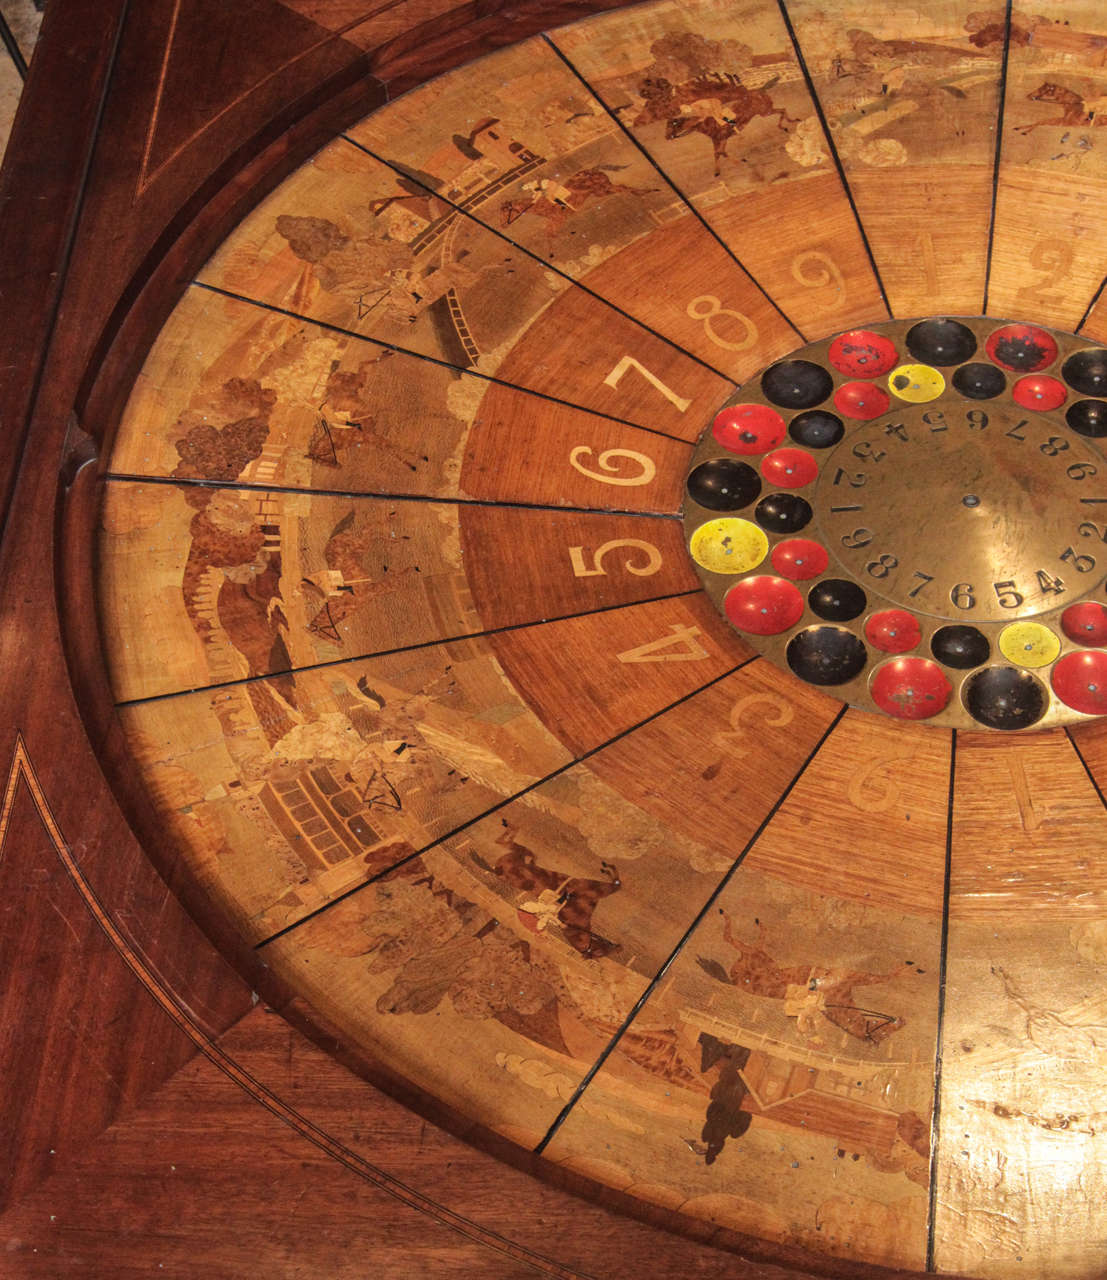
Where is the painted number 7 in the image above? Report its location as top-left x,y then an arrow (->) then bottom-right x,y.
603,355 -> 691,413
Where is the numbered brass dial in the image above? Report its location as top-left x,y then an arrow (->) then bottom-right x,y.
818,402 -> 1107,623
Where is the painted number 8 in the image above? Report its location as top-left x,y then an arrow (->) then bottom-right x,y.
686,295 -> 759,352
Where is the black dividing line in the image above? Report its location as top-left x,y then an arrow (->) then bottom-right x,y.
190,281 -> 694,446
48,762 -> 597,1280
0,9 -> 28,80
981,0 -> 1015,315
533,701 -> 848,1157
0,0 -> 131,554
925,728 -> 958,1274
1065,727 -> 1107,810
257,659 -> 756,950
775,0 -> 892,318
342,134 -> 736,384
542,33 -> 806,345
1076,275 -> 1107,336
113,587 -> 702,709
104,471 -> 686,521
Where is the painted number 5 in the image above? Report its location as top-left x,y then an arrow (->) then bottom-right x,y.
568,539 -> 662,577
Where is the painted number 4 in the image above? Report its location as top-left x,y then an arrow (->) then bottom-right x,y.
616,624 -> 708,664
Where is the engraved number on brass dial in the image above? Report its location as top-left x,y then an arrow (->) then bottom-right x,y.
817,405 -> 1107,620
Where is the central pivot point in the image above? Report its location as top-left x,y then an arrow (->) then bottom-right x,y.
962,494 -> 981,508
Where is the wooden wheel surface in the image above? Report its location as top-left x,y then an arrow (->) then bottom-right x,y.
11,1 -> 1107,1277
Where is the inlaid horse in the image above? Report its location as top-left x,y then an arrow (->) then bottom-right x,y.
499,168 -> 655,236
1016,82 -> 1107,134
637,73 -> 798,176
493,822 -> 621,959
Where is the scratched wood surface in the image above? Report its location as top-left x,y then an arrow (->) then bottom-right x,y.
783,0 -> 1003,318
932,731 -> 1107,1277
83,1 -> 1107,1277
551,0 -> 889,339
993,0 -> 1107,331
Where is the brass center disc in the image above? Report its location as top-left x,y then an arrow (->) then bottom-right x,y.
817,400 -> 1107,622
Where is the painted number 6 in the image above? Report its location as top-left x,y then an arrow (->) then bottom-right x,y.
569,446 -> 656,487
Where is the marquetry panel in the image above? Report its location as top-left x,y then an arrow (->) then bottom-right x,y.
350,36 -> 798,379
100,480 -> 705,703
552,0 -> 887,338
117,637 -> 572,940
542,725 -> 942,1272
992,0 -> 1107,330
111,286 -> 694,511
195,137 -> 731,432
87,3 -> 1107,1275
259,846 -> 639,1148
99,482 -> 482,700
256,666 -> 834,1154
783,0 -> 1003,316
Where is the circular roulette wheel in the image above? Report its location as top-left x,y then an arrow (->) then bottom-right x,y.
686,317 -> 1107,730
85,3 -> 1107,1277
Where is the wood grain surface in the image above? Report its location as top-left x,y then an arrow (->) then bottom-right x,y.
9,0 -> 1107,1277
992,0 -> 1107,329
553,0 -> 889,338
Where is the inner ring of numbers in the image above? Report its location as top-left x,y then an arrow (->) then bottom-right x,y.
819,402 -> 1107,623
